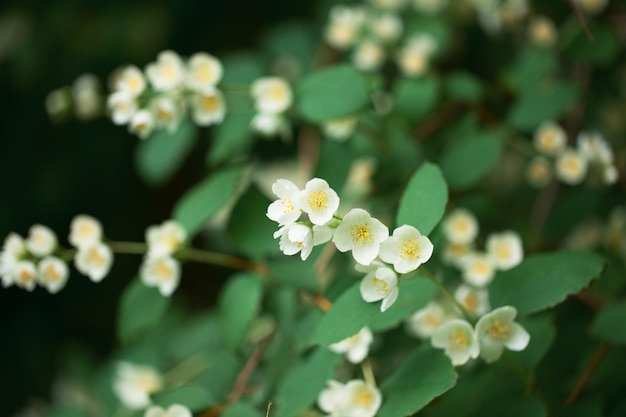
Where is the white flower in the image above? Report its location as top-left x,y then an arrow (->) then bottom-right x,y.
441,241 -> 473,268
75,242 -> 113,282
251,77 -> 292,114
45,88 -> 71,120
146,50 -> 185,92
603,164 -> 618,185
577,131 -> 613,165
13,260 -> 37,291
333,208 -> 389,266
274,223 -> 314,261
251,112 -> 290,138
486,231 -> 523,270
37,256 -> 69,294
318,380 -> 350,416
575,0 -> 609,15
129,109 -> 155,139
431,319 -> 479,366
146,220 -> 187,258
454,284 -> 490,317
527,16 -> 557,47
186,52 -> 223,91
525,156 -> 553,188
25,224 -> 57,257
475,306 -> 530,363
69,215 -> 103,249
318,379 -> 382,417
461,252 -> 496,287
145,404 -> 192,417
413,0 -> 448,14
73,73 -> 102,120
108,91 -> 138,125
360,266 -> 399,312
115,65 -> 146,97
313,224 -> 336,246
298,178 -> 340,226
266,179 -> 302,226
191,87 -> 226,126
324,5 -> 367,50
323,116 -> 359,141
140,255 -> 181,297
369,13 -> 403,44
151,95 -> 181,132
113,362 -> 163,410
442,208 -> 478,245
329,327 -> 374,364
397,34 -> 437,77
533,121 -> 566,156
405,301 -> 449,339
353,40 -> 385,72
0,233 -> 26,287
378,225 -> 433,273
555,147 -> 588,185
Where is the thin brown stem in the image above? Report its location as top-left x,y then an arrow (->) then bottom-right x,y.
529,180 -> 560,236
564,342 -> 611,405
413,102 -> 463,142
566,0 -> 594,41
178,247 -> 268,275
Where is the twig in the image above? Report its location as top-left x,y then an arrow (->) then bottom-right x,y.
564,342 -> 611,405
412,102 -> 463,142
529,180 -> 560,236
265,401 -> 273,417
312,294 -> 333,312
566,0 -> 594,41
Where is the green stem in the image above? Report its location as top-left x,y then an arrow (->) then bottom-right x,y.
419,266 -> 476,324
107,241 -> 148,255
178,247 -> 266,274
361,358 -> 377,387
162,351 -> 213,389
502,351 -> 534,391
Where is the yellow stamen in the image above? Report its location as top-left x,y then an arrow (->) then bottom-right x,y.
308,190 -> 329,211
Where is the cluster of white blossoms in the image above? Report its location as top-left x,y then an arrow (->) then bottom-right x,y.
70,215 -> 114,283
107,50 -> 225,138
317,379 -> 382,417
112,361 -> 163,410
526,121 -> 618,188
46,73 -> 104,122
267,177 -> 434,312
250,76 -> 293,138
139,220 -> 187,297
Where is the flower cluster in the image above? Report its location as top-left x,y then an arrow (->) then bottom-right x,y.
108,50 -> 225,138
139,220 -> 186,297
112,361 -> 163,410
250,76 -> 293,138
317,379 -> 382,417
70,215 -> 114,283
45,73 -> 104,122
526,121 -> 618,188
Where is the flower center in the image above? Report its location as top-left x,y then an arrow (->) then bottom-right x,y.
281,196 -> 295,214
45,265 -> 60,281
195,65 -> 213,83
128,75 -> 142,92
424,313 -> 442,329
494,243 -> 512,260
471,258 -> 491,276
351,223 -> 373,246
372,276 -> 389,296
154,261 -> 173,281
353,386 -> 374,408
19,268 -> 33,282
269,85 -> 287,101
87,248 -> 106,267
463,293 -> 478,312
162,63 -> 178,82
156,104 -> 173,121
308,190 -> 328,211
399,237 -> 420,260
449,330 -> 469,351
564,155 -> 582,173
200,95 -> 220,112
489,319 -> 511,340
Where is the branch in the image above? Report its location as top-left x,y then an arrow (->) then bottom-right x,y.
566,0 -> 594,41
564,342 -> 611,405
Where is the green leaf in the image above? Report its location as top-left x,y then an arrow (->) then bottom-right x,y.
274,347 -> 342,417
378,346 -> 457,417
396,162 -> 448,235
592,302 -> 626,344
218,273 -> 264,349
445,71 -> 483,103
117,278 -> 170,344
490,251 -> 605,315
268,258 -> 320,291
135,119 -> 197,186
263,21 -> 316,71
439,131 -> 504,190
152,385 -> 215,411
222,403 -> 264,417
208,111 -> 255,165
510,315 -> 556,371
222,52 -> 267,84
173,164 -> 246,236
393,76 -> 439,121
505,47 -> 557,92
296,65 -> 369,122
566,25 -> 620,66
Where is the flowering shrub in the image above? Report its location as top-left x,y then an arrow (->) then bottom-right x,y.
2,0 -> 626,416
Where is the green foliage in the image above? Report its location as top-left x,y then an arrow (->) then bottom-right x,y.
208,112 -> 255,165
444,71 -> 483,103
218,273 -> 264,349
152,385 -> 215,411
393,76 -> 439,121
565,25 -> 620,66
592,302 -> 626,344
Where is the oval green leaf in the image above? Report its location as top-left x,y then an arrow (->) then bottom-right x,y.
218,273 -> 264,349
393,76 -> 439,121
592,302 -> 626,344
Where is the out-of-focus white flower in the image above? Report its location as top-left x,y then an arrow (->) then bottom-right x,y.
454,284 -> 490,316
360,266 -> 399,312
186,52 -> 223,91
13,260 -> 37,291
274,223 -> 314,261
369,13 -> 403,44
140,255 -> 181,297
397,34 -> 437,77
534,121 -> 566,156
251,112 -> 290,139
603,164 -> 619,185
323,116 -> 359,141
151,95 -> 181,132
413,0 -> 448,14
329,327 -> 374,363
566,218 -> 603,250
379,225 -> 433,273
75,242 -> 113,282
478,0 -> 529,33
298,178 -> 340,226
267,179 -> 302,226
0,233 -> 26,287
431,319 -> 479,366
318,379 -> 382,417
45,88 -> 71,121
526,156 -> 553,188
25,224 -> 57,257
129,109 -> 155,139
251,77 -> 292,114
108,91 -> 138,125
405,301 -> 449,339
72,73 -> 102,120
604,207 -> 626,254
146,220 -> 186,258
527,16 -> 557,47
191,87 -> 226,126
37,256 -> 69,294
442,208 -> 478,245
369,0 -> 408,11
575,0 -> 609,15
343,158 -> 376,203
146,50 -> 185,92
461,252 -> 496,287
333,208 -> 389,266
69,215 -> 103,249
353,39 -> 385,72
324,5 -> 367,50
475,306 -> 530,363
115,66 -> 146,98
577,131 -> 613,165
555,147 -> 588,185
441,241 -> 473,268
486,231 -> 523,270
112,362 -> 163,410
145,404 -> 192,417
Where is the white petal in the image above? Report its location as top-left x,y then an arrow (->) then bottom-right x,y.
352,243 -> 380,266
360,273 -> 385,302
505,323 -> 530,351
381,286 -> 399,312
479,337 -> 505,363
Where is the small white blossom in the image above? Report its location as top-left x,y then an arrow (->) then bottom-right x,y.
475,306 -> 530,363
25,224 -> 57,257
329,327 -> 374,364
251,112 -> 290,138
75,242 -> 113,282
73,73 -> 102,120
69,215 -> 103,249
527,16 -> 557,47
129,109 -> 155,139
461,252 -> 496,287
324,5 -> 367,50
353,39 -> 385,72
431,319 -> 480,366
140,255 -> 181,297
146,220 -> 187,258
115,65 -> 146,97
1,233 -> 27,286
413,0 -> 448,14
333,208 -> 389,266
397,34 -> 437,77
251,77 -> 292,114
575,0 -> 609,15
318,379 -> 382,417
555,147 -> 588,185
45,88 -> 71,121
441,241 -> 473,268
533,121 -> 566,156
454,284 -> 490,317
146,50 -> 185,92
379,225 -> 433,273
405,301 -> 449,339
486,231 -> 523,270
299,178 -> 340,226
525,156 -> 553,188
603,164 -> 619,185
108,91 -> 138,125
577,131 -> 614,165
360,266 -> 399,312
274,223 -> 314,261
191,87 -> 226,126
323,116 -> 359,141
151,95 -> 181,132
266,179 -> 302,226
113,362 -> 163,410
186,52 -> 223,91
13,260 -> 37,291
442,208 -> 478,245
37,256 -> 69,294
145,404 -> 192,417
369,13 -> 403,44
